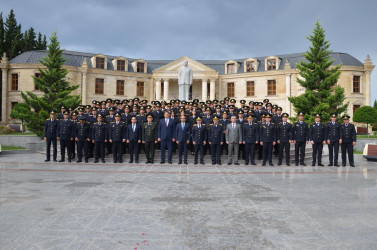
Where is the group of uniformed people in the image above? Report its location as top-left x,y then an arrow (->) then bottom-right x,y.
44,97 -> 357,167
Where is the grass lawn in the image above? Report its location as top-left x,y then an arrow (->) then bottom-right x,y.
354,150 -> 363,155
10,132 -> 37,136
1,145 -> 27,150
357,134 -> 377,139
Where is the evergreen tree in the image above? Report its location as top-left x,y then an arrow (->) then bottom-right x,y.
373,100 -> 377,110
353,106 -> 377,136
23,27 -> 37,51
0,12 -> 4,55
4,9 -> 23,59
11,32 -> 81,136
288,20 -> 348,124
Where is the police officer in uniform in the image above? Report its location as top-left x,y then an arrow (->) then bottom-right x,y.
44,111 -> 59,162
243,115 -> 259,165
192,117 -> 207,165
75,117 -> 90,163
105,107 -> 116,155
293,112 -> 309,166
57,111 -> 74,162
127,116 -> 142,164
340,115 -> 356,167
70,112 -> 78,160
276,113 -> 292,166
208,116 -> 223,165
109,113 -> 126,163
309,113 -> 326,166
260,114 -> 276,166
142,115 -> 158,164
326,113 -> 341,166
91,114 -> 107,163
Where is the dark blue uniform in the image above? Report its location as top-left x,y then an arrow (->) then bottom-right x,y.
340,123 -> 356,167
105,115 -> 115,154
127,123 -> 142,163
109,121 -> 126,163
57,119 -> 74,162
44,118 -> 59,161
276,122 -> 293,165
293,121 -> 309,165
92,122 -> 107,162
192,124 -> 207,164
202,115 -> 213,155
75,121 -> 90,162
309,122 -> 327,166
326,121 -> 341,166
219,118 -> 230,155
175,122 -> 191,164
243,122 -> 259,165
259,122 -> 276,165
208,123 -> 223,165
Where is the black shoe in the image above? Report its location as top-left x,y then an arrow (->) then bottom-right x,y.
58,159 -> 65,162
114,160 -> 118,163
234,162 -> 239,165
351,165 -> 355,167
135,160 -> 139,164
151,161 -> 154,164
129,160 -> 133,163
269,163 -> 274,166
286,163 -> 290,166
200,162 -> 205,165
311,163 -> 315,166
318,163 -> 324,167
342,165 -> 346,167
301,163 -> 306,166
227,162 -> 232,165
251,162 -> 256,165
184,161 -> 188,164
101,159 -> 105,163
194,162 -> 198,165
295,163 -> 299,166
45,159 -> 50,162
328,164 -> 333,166
262,163 -> 266,166
94,160 -> 98,163
277,163 -> 282,166
334,164 -> 340,167
85,159 -> 88,163
68,159 -> 71,163
119,160 -> 123,163
145,161 -> 150,164
218,163 -> 222,165
178,161 -> 182,164
160,161 -> 165,164
77,159 -> 82,163
168,161 -> 172,164
212,163 -> 216,165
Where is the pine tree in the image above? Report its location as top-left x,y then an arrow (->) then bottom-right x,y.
23,27 -> 37,51
11,32 -> 81,136
4,9 -> 23,59
0,12 -> 4,55
288,20 -> 348,124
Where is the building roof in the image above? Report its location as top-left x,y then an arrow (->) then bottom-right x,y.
10,50 -> 364,75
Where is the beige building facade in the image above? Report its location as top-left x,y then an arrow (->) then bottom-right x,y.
0,50 -> 374,125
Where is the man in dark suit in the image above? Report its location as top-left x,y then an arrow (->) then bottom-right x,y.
326,113 -> 341,166
276,113 -> 293,166
91,114 -> 107,163
127,116 -> 142,163
44,111 -> 59,162
209,116 -> 223,165
57,111 -> 75,162
309,113 -> 327,166
293,112 -> 309,166
175,115 -> 191,164
340,115 -> 357,167
109,113 -> 126,163
243,115 -> 259,165
158,111 -> 176,164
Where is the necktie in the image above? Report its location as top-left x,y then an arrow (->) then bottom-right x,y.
283,122 -> 286,125
99,123 -> 101,125
166,119 -> 168,126
233,124 -> 235,129
249,123 -> 252,126
182,123 -> 184,130
116,122 -> 119,125
317,123 -> 319,126
133,124 -> 135,132
198,125 -> 200,129
333,122 -> 335,125
300,122 -> 302,125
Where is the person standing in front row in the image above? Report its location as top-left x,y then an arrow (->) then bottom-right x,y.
142,115 -> 158,164
75,117 -> 90,163
208,116 -> 223,165
44,111 -> 59,162
192,117 -> 207,165
91,114 -> 107,163
158,111 -> 176,164
326,113 -> 341,166
259,114 -> 276,166
243,115 -> 259,165
293,112 -> 309,166
175,115 -> 191,164
127,116 -> 142,164
109,113 -> 126,163
226,115 -> 243,165
276,113 -> 292,166
309,113 -> 326,166
340,115 -> 356,167
57,111 -> 74,162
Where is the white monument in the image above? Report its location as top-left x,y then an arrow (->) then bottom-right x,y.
178,60 -> 193,101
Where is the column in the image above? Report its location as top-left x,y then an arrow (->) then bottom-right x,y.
155,79 -> 161,100
365,72 -> 371,106
210,79 -> 215,100
81,72 -> 87,105
1,69 -> 8,123
202,79 -> 208,101
163,79 -> 169,101
285,73 -> 291,114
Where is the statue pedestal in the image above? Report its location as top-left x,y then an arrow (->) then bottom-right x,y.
179,84 -> 191,101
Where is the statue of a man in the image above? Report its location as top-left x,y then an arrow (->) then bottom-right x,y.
178,60 -> 193,101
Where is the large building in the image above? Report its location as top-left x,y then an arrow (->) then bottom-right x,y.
0,50 -> 374,125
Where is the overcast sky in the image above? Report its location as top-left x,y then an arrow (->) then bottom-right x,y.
2,0 -> 377,104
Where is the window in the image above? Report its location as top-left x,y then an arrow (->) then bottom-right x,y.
11,102 -> 18,110
207,82 -> 210,98
353,76 -> 360,93
11,74 -> 18,90
137,81 -> 144,96
161,81 -> 164,95
116,80 -> 124,95
267,80 -> 276,95
227,63 -> 235,74
117,60 -> 125,71
353,105 -> 360,115
246,61 -> 255,72
227,82 -> 235,97
267,59 -> 276,70
137,62 -> 145,73
96,57 -> 105,69
247,81 -> 255,96
95,78 -> 104,94
34,73 -> 41,90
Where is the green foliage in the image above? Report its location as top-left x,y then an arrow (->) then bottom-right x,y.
373,100 -> 377,110
288,20 -> 348,124
10,32 -> 81,137
353,106 -> 377,125
0,126 -> 16,134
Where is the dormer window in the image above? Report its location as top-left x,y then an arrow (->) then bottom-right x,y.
96,57 -> 105,69
246,61 -> 255,72
267,59 -> 276,70
117,60 -> 125,71
225,60 -> 239,74
137,62 -> 145,73
244,58 -> 259,73
265,56 -> 280,71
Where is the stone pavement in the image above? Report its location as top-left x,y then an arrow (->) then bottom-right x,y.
0,152 -> 376,249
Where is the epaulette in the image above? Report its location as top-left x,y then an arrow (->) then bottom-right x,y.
219,123 -> 222,126
106,115 -> 110,117
110,121 -> 115,124
46,118 -> 49,120
94,122 -> 98,124
137,114 -> 140,117
193,124 -> 197,126
210,123 -> 213,126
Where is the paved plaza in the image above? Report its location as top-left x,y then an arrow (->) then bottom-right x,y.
0,152 -> 377,249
